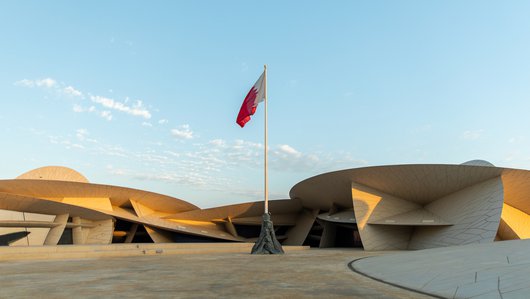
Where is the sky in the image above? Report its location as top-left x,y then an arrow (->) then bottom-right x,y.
2,1 -> 530,208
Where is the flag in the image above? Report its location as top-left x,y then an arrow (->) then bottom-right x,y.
236,71 -> 265,127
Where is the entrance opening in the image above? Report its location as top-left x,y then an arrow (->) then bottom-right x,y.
58,228 -> 73,245
302,220 -> 363,248
334,224 -> 362,248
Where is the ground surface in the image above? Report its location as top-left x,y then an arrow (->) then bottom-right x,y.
352,239 -> 530,299
0,248 -> 431,299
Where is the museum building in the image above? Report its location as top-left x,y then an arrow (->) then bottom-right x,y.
0,160 -> 528,250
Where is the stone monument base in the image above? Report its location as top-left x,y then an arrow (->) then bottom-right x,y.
251,213 -> 284,254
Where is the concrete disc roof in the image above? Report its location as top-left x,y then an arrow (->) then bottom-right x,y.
289,164 -> 505,210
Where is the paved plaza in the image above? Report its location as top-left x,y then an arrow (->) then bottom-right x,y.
353,239 -> 530,299
0,248 -> 430,299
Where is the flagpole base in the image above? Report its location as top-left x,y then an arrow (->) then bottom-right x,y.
251,213 -> 284,254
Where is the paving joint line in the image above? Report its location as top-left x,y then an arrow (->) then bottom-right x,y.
347,257 -> 444,299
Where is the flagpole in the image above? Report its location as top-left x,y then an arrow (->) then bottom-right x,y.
250,64 -> 283,254
264,64 -> 269,214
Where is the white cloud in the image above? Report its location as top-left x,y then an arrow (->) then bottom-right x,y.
509,136 -> 526,144
37,78 -> 57,88
73,104 -> 111,121
164,150 -> 180,157
14,79 -> 34,87
17,77 -> 155,124
278,144 -> 301,157
171,124 -> 194,139
461,129 -> 483,140
63,86 -> 82,97
158,119 -> 169,125
76,129 -> 89,140
209,139 -> 226,147
75,128 -> 97,143
196,139 -> 365,173
15,78 -> 57,88
73,104 -> 84,113
90,95 -> 151,119
142,122 -> 153,127
100,110 -> 112,121
45,126 -> 366,200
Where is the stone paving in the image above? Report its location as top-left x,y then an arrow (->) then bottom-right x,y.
352,239 -> 530,299
0,248 -> 431,299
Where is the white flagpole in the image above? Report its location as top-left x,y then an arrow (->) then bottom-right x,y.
264,64 -> 269,214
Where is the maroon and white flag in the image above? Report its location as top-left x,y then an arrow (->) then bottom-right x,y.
236,71 -> 265,127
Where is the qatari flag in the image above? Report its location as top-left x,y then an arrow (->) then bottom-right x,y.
236,71 -> 265,127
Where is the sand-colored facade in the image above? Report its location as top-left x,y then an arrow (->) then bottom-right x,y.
1,161 -> 529,250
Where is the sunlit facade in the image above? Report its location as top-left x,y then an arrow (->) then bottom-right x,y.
1,162 -> 528,250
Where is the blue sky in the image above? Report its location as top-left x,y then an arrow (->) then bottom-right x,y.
2,1 -> 530,207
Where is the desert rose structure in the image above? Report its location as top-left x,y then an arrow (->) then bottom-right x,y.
0,161 -> 528,250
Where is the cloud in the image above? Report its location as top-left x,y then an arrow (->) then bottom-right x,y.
15,78 -> 57,88
73,104 -> 112,121
158,119 -> 169,125
209,139 -> 225,147
16,77 -> 154,123
90,96 -> 151,119
44,127 -> 365,200
73,104 -> 84,113
142,122 -> 153,127
76,128 -> 97,143
63,86 -> 82,97
171,124 -> 194,139
461,129 -> 483,140
201,139 -> 365,173
278,144 -> 301,157
76,129 -> 89,140
509,136 -> 525,144
100,111 -> 112,121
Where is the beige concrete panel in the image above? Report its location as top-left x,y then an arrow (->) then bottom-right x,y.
130,199 -> 155,217
291,164 -> 502,210
103,203 -> 242,242
62,197 -> 112,211
72,217 -> 86,244
501,169 -> 530,215
0,192 -> 112,221
497,218 -> 518,240
319,222 -> 336,248
0,210 -> 55,246
284,209 -> 319,246
85,219 -> 113,244
16,166 -> 89,183
144,225 -> 172,243
0,179 -> 198,214
165,219 -> 239,241
124,223 -> 139,243
497,203 -> 530,240
5,227 -> 48,246
112,206 -> 138,218
352,182 -> 420,250
23,211 -> 55,222
317,209 -> 356,224
0,209 -> 24,221
0,221 -> 58,228
1,227 -> 30,246
368,208 -> 452,226
409,177 -> 503,249
224,218 -> 238,237
44,214 -> 69,245
26,228 -> 50,245
23,212 -> 54,246
100,204 -> 241,242
164,199 -> 301,221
